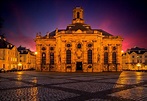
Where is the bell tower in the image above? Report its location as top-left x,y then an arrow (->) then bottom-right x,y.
72,7 -> 84,24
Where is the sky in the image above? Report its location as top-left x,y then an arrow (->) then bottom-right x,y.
0,0 -> 147,51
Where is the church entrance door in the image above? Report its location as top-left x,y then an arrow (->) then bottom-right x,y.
76,62 -> 82,71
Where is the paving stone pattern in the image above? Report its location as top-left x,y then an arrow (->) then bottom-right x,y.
0,71 -> 147,101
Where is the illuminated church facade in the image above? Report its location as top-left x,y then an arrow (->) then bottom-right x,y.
35,7 -> 123,72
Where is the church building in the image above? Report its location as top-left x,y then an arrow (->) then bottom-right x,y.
35,7 -> 123,72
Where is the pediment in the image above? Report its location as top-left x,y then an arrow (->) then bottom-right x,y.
75,29 -> 83,33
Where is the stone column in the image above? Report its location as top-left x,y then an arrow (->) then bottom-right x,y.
108,45 -> 112,71
36,44 -> 42,71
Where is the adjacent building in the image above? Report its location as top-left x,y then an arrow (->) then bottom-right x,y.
17,46 -> 36,70
0,35 -> 18,71
0,35 -> 36,71
35,7 -> 123,72
122,47 -> 147,70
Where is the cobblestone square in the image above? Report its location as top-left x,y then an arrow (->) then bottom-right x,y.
0,71 -> 147,101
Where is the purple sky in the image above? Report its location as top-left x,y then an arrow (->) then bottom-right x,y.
0,0 -> 147,51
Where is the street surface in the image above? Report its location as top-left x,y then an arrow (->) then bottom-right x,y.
0,71 -> 147,101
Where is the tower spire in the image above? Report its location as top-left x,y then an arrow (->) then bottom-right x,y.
72,7 -> 84,24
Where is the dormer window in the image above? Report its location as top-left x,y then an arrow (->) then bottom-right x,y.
7,45 -> 9,48
138,50 -> 141,53
86,26 -> 89,29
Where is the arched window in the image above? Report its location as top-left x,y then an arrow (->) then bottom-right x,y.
66,50 -> 71,64
88,50 -> 92,64
42,52 -> 46,65
50,53 -> 54,65
112,52 -> 117,64
104,52 -> 108,64
77,12 -> 80,18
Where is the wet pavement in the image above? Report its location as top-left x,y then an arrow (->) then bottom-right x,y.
0,71 -> 147,101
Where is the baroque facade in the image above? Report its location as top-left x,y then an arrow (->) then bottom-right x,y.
35,7 -> 123,72
122,47 -> 147,70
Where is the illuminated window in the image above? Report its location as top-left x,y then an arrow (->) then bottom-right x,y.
50,53 -> 54,65
104,52 -> 108,64
42,52 -> 46,65
66,50 -> 71,64
88,50 -> 92,64
112,52 -> 117,64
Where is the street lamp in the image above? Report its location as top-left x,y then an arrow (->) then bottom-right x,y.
121,50 -> 124,54
18,63 -> 22,70
137,63 -> 141,71
35,52 -> 38,55
34,52 -> 38,70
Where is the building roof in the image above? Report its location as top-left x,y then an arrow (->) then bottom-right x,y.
127,47 -> 147,54
66,23 -> 91,31
97,29 -> 113,36
0,35 -> 14,49
17,45 -> 35,55
43,27 -> 113,38
40,7 -> 114,38
17,46 -> 29,54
